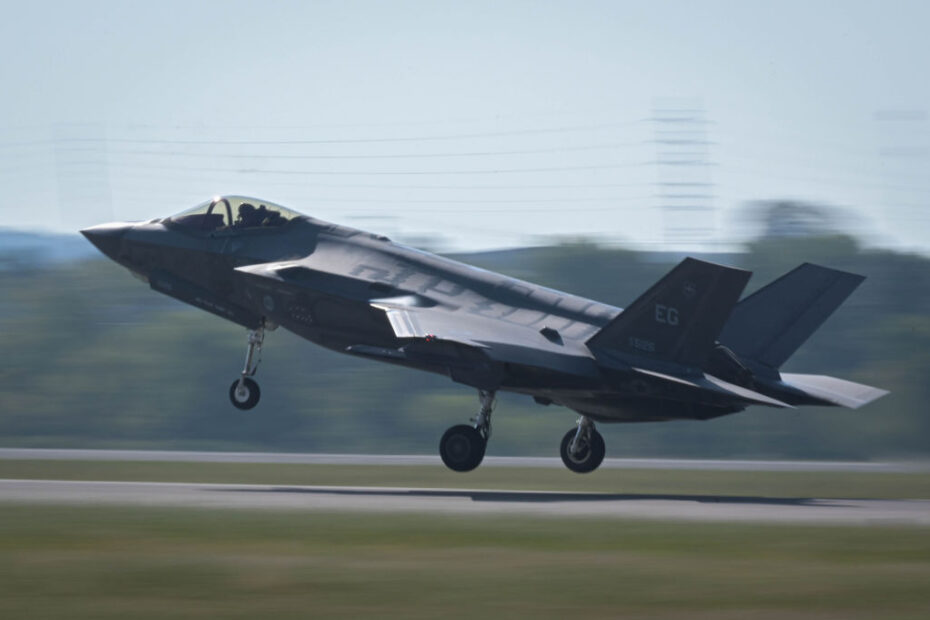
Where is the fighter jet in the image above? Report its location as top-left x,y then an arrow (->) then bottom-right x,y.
81,196 -> 887,473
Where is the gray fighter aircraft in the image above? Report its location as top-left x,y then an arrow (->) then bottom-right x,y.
81,195 -> 887,473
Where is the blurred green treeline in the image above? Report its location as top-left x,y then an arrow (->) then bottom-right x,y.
1,230 -> 927,459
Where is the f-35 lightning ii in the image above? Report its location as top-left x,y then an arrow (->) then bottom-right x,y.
82,196 -> 887,473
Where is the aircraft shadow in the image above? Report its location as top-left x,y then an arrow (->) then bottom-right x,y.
214,486 -> 838,507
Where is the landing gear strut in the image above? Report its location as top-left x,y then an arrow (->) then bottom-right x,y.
560,416 -> 605,473
229,325 -> 264,410
439,390 -> 495,472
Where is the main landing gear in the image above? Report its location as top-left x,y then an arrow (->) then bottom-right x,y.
559,416 -> 605,473
229,325 -> 264,410
438,395 -> 607,474
439,390 -> 495,472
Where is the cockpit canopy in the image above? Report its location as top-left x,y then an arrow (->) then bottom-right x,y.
168,196 -> 304,232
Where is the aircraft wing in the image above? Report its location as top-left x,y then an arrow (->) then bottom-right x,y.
233,261 -> 599,377
371,298 -> 600,377
373,300 -> 487,348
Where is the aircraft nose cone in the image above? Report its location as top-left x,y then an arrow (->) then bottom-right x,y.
80,222 -> 132,261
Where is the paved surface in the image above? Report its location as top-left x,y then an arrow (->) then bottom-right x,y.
2,478 -> 929,525
2,448 -> 927,472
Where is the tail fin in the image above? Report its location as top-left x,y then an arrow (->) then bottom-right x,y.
587,258 -> 751,368
718,263 -> 864,371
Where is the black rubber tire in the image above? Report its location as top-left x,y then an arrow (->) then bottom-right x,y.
229,377 -> 261,410
439,424 -> 487,472
559,427 -> 606,474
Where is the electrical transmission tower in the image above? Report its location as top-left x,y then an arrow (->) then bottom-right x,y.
652,101 -> 715,249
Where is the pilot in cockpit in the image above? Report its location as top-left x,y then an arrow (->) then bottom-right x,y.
235,202 -> 288,228
236,203 -> 259,228
262,208 -> 283,227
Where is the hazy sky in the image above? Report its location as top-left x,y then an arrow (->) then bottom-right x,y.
1,0 -> 927,250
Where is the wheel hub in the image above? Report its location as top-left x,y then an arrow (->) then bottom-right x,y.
567,441 -> 591,463
446,434 -> 472,462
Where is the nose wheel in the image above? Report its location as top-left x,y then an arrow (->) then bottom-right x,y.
560,416 -> 605,473
229,325 -> 265,410
439,390 -> 495,472
229,377 -> 261,410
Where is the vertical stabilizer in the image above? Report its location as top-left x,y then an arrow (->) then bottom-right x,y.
718,263 -> 864,370
587,258 -> 751,368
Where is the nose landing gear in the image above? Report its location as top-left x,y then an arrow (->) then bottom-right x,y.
229,325 -> 265,410
439,390 -> 495,472
229,376 -> 260,410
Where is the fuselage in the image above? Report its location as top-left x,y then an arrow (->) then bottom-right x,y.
81,198 -> 754,423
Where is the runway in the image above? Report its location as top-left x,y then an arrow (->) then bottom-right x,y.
2,478 -> 928,525
2,448 -> 927,472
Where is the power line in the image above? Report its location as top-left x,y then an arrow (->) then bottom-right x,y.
118,194 -> 653,206
52,142 -> 644,160
111,200 -> 652,214
722,163 -> 930,194
104,174 -> 655,190
101,161 -> 648,176
0,120 -> 646,149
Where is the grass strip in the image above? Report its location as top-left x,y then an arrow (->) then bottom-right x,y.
0,504 -> 928,619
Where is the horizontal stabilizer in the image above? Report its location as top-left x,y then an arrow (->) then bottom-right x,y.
587,258 -> 751,368
779,373 -> 889,409
719,263 -> 864,370
702,374 -> 794,409
630,366 -> 793,408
